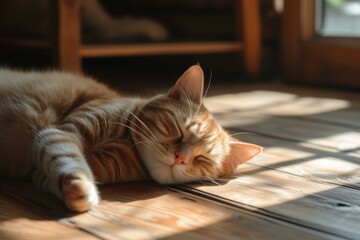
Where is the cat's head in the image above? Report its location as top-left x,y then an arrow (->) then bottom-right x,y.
131,66 -> 262,184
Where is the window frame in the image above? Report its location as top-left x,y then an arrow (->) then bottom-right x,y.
282,0 -> 360,87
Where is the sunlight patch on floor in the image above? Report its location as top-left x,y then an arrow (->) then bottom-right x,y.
259,148 -> 360,184
305,131 -> 360,151
192,162 -> 340,209
204,91 -> 297,114
66,193 -> 235,239
263,97 -> 350,116
205,91 -> 350,117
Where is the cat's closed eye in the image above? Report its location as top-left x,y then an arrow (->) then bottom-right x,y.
194,155 -> 212,165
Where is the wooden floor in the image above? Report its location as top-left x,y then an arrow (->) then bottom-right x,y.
1,83 -> 360,240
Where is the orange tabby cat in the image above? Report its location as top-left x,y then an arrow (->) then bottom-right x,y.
0,66 -> 261,212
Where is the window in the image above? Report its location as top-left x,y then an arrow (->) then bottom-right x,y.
282,0 -> 360,87
316,0 -> 360,37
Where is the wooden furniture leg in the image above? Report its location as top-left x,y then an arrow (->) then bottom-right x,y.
50,0 -> 81,72
236,0 -> 262,78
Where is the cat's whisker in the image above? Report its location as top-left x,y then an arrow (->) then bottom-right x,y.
193,69 -> 212,120
227,158 -> 237,173
129,138 -> 152,145
230,132 -> 259,137
124,127 -> 160,153
131,139 -> 158,153
105,110 -> 159,145
107,122 -> 154,145
112,123 -> 158,153
111,112 -> 156,143
212,177 -> 232,183
113,107 -> 158,141
131,139 -> 152,148
204,68 -> 213,99
177,85 -> 195,119
102,117 -> 151,141
173,106 -> 186,116
200,177 -> 221,186
194,179 -> 207,186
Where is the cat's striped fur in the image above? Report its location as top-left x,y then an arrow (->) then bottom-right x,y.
0,66 -> 261,212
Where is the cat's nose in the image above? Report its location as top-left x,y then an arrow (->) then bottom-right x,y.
173,152 -> 188,166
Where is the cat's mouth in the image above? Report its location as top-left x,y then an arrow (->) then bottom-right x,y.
149,159 -> 190,184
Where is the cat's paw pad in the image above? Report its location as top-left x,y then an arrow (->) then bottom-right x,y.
62,173 -> 100,212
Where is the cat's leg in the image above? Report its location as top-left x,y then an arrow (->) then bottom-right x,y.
31,127 -> 99,212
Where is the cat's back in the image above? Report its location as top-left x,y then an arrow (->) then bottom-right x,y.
0,68 -> 121,127
0,68 -> 118,111
0,69 -> 80,97
0,69 -> 118,177
0,68 -> 111,97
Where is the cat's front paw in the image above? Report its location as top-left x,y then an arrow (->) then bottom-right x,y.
62,172 -> 100,212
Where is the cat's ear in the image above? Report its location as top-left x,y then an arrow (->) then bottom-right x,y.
168,65 -> 204,103
228,137 -> 262,171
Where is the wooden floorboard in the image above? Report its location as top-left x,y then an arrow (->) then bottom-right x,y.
236,134 -> 360,189
182,164 -> 360,239
0,190 -> 96,240
1,84 -> 359,239
0,181 -> 336,240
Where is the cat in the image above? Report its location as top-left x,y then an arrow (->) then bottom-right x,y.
0,66 -> 262,212
0,0 -> 168,41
